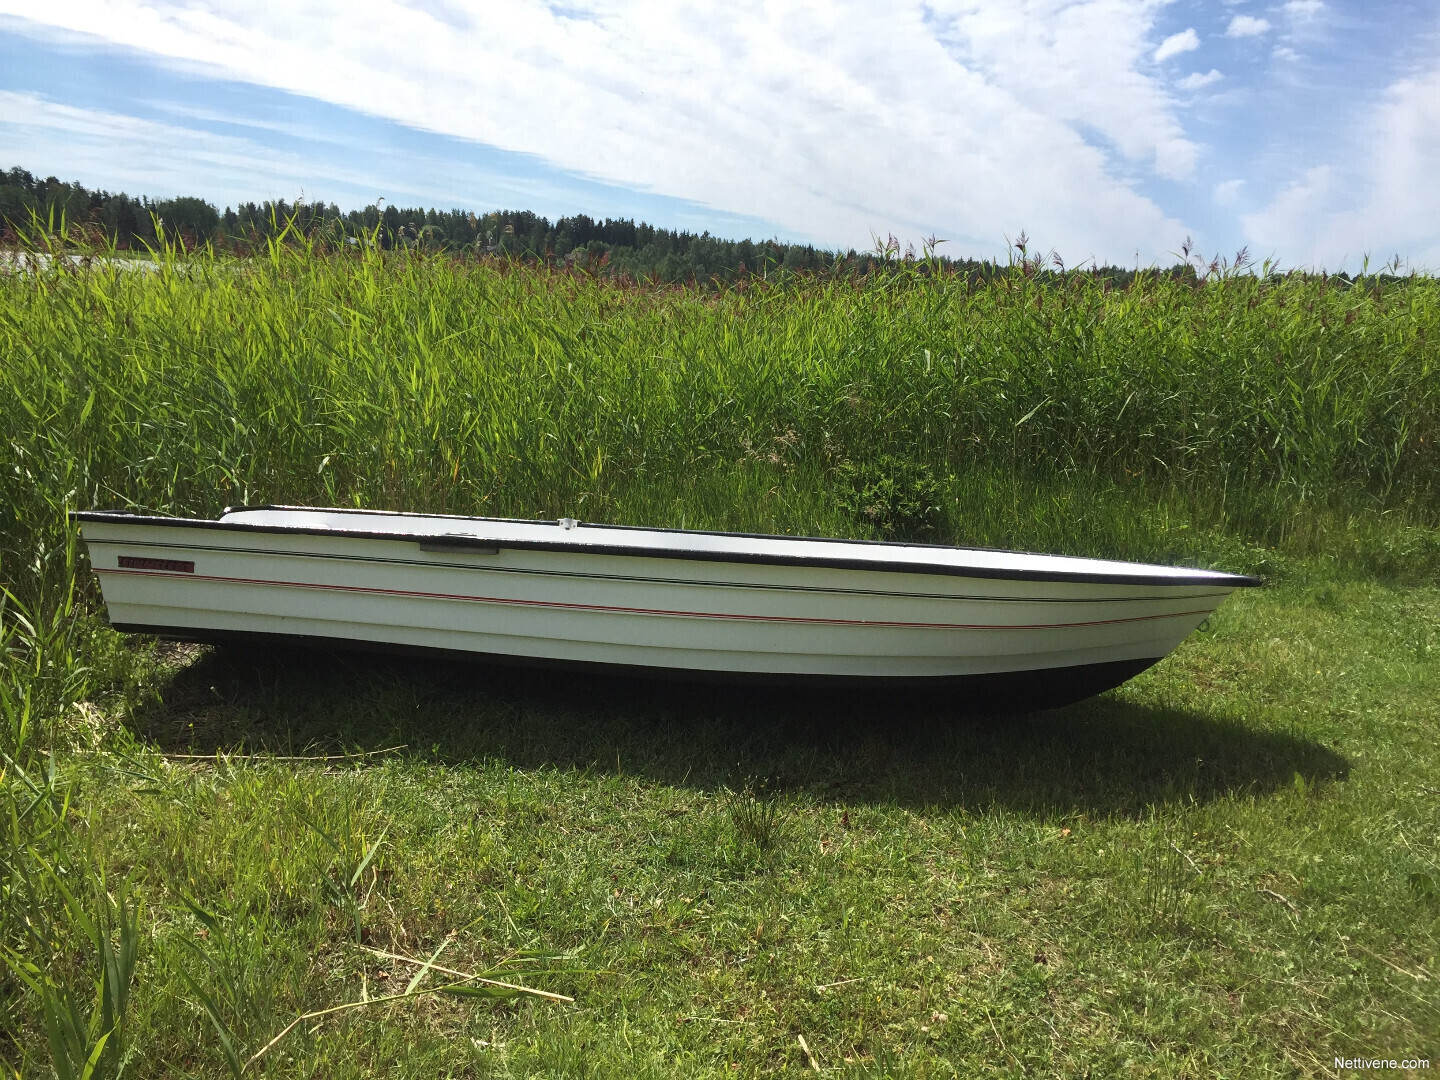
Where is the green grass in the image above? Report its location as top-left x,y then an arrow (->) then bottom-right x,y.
1,240 -> 1438,1075
6,578 -> 1437,1076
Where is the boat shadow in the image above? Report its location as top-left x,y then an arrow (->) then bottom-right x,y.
133,642 -> 1350,817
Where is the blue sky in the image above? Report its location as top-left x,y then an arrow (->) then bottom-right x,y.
2,1 -> 1437,268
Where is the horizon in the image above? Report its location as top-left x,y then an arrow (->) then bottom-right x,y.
4,164 -> 1418,279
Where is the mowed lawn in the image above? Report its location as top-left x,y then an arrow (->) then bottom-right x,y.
54,574 -> 1437,1076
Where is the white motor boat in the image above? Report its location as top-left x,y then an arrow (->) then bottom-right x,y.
74,506 -> 1258,708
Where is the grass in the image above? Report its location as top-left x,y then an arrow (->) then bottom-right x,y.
0,237 -> 1437,1074
6,577 -> 1437,1075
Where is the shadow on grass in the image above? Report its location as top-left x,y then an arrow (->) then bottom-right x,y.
131,643 -> 1349,818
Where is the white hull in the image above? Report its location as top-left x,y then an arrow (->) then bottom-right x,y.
75,507 -> 1256,700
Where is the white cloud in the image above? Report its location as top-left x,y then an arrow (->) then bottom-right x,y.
1243,66 -> 1440,269
924,1 -> 1202,181
1213,179 -> 1244,207
1154,28 -> 1200,62
1284,0 -> 1324,18
1177,69 -> 1223,90
0,90 -> 615,215
0,1 -> 1197,261
1226,15 -> 1271,37
0,92 -> 382,206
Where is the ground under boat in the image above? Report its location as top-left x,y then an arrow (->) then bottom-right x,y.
73,506 -> 1260,710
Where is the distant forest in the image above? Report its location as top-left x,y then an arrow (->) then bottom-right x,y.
2,164 -> 1253,285
0,165 -> 954,282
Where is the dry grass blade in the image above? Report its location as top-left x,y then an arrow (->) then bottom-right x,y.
356,944 -> 574,1002
814,977 -> 867,992
797,1034 -> 821,1072
244,953 -> 572,1069
160,745 -> 407,763
1258,887 -> 1300,918
1352,943 -> 1432,981
1168,839 -> 1204,875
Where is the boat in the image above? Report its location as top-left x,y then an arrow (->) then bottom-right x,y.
73,505 -> 1259,709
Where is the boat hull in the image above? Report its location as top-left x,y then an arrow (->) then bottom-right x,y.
109,620 -> 1162,708
76,511 -> 1246,705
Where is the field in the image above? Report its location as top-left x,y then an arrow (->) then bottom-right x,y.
1,240 -> 1438,1076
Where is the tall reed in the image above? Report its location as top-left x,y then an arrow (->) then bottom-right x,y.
2,235 -> 1434,600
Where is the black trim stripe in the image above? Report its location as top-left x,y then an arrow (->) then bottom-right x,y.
72,509 -> 1262,589
81,537 -> 1227,605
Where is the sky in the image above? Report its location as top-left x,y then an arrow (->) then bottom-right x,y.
1,1 -> 1437,269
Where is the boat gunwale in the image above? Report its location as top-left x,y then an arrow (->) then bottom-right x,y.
71,507 -> 1264,589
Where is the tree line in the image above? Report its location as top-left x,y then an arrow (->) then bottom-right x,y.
3,164 -> 1338,287
0,164 -> 1047,284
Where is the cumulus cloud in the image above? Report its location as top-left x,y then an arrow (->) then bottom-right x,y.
924,1 -> 1201,180
1177,69 -> 1223,90
1226,15 -> 1271,37
1242,66 -> 1440,269
1213,179 -> 1244,207
1154,28 -> 1200,62
0,1 -> 1196,261
1284,0 -> 1324,18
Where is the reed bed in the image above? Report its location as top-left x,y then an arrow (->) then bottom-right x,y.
2,239 -> 1437,597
